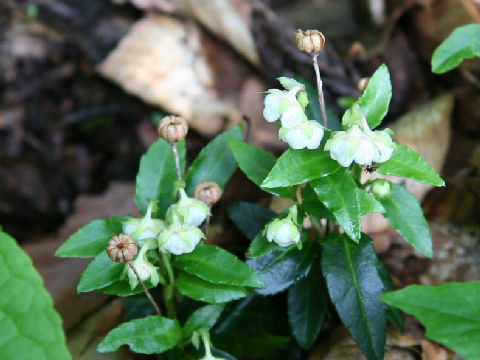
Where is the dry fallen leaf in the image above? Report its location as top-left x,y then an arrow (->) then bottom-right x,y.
97,15 -> 235,136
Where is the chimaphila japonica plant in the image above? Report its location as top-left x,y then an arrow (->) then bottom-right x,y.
56,29 -> 444,360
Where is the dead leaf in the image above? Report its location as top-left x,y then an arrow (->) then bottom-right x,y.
421,339 -> 448,360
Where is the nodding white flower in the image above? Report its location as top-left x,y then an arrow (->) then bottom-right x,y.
158,220 -> 205,255
325,125 -> 377,167
263,86 -> 306,128
370,130 -> 395,163
166,188 -> 211,227
279,120 -> 324,150
123,202 -> 165,247
265,206 -> 301,247
371,179 -> 392,199
126,246 -> 161,289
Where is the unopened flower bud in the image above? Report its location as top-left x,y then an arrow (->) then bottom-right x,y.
266,218 -> 300,247
107,233 -> 138,263
167,188 -> 211,227
158,115 -> 188,143
123,202 -> 165,247
194,182 -> 222,206
158,224 -> 205,255
371,179 -> 392,198
126,247 -> 161,289
357,77 -> 370,92
295,29 -> 325,54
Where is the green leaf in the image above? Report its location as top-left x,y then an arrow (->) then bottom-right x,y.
295,75 -> 341,130
356,64 -> 392,129
0,231 -> 71,360
432,24 -> 480,74
380,281 -> 480,360
97,315 -> 182,354
173,243 -> 264,288
247,232 -> 279,258
183,303 -> 226,339
100,279 -> 155,297
247,240 -> 316,295
176,272 -> 249,303
55,217 -> 125,258
377,145 -> 445,186
135,137 -> 178,217
185,125 -> 242,195
358,189 -> 385,215
300,185 -> 335,219
322,232 -> 386,360
227,201 -> 276,241
375,256 -> 404,332
288,259 -> 327,349
77,251 -> 124,293
262,148 -> 341,188
379,184 -> 433,258
311,172 -> 363,242
230,140 -> 296,198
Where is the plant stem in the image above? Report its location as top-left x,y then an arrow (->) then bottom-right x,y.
171,142 -> 182,181
312,53 -> 328,128
127,261 -> 162,316
161,252 -> 177,318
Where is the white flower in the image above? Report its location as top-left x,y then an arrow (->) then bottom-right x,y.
266,207 -> 301,248
370,130 -> 395,163
166,188 -> 211,227
126,247 -> 161,289
123,202 -> 165,247
158,223 -> 205,255
279,120 -> 324,149
263,86 -> 306,128
325,125 -> 377,167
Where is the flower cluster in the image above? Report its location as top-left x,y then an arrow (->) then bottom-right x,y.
121,188 -> 210,288
263,77 -> 324,150
265,205 -> 301,247
262,79 -> 395,167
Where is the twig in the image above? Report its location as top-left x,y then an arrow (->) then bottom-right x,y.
171,142 -> 182,181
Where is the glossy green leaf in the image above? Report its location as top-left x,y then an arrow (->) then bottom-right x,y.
227,201 -> 276,241
247,240 -> 316,295
375,255 -> 404,332
322,232 -> 386,360
380,281 -> 480,360
0,231 -> 71,360
356,64 -> 392,129
230,140 -> 296,198
288,259 -> 327,349
432,24 -> 480,74
183,303 -> 226,339
262,148 -> 341,188
100,279 -> 156,297
311,172 -> 363,242
295,76 -> 341,130
176,272 -> 249,304
55,217 -> 126,258
247,232 -> 279,258
377,145 -> 445,186
185,125 -> 242,195
77,251 -> 124,293
135,137 -> 178,217
379,184 -> 433,258
173,243 -> 264,288
358,189 -> 385,215
300,185 -> 334,219
97,315 -> 182,354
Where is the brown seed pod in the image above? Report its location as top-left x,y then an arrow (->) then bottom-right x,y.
194,181 -> 222,206
107,233 -> 138,263
295,29 -> 325,54
158,115 -> 188,143
357,77 -> 370,92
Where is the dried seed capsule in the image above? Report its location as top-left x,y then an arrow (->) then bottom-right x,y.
357,77 -> 370,92
158,115 -> 188,142
107,233 -> 138,263
194,181 -> 222,206
295,29 -> 325,54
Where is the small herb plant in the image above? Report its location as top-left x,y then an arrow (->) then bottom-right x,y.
56,30 -> 445,360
